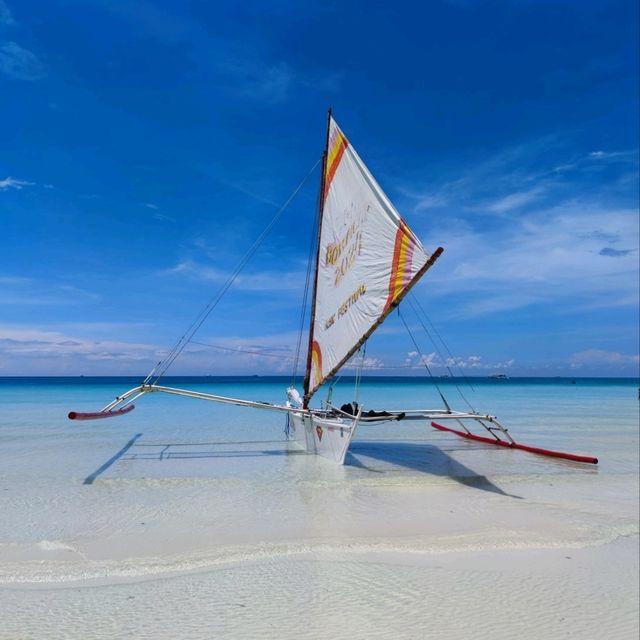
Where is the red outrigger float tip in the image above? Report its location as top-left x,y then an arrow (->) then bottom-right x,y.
431,421 -> 598,465
68,404 -> 135,421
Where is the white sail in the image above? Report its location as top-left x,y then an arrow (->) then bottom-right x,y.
306,117 -> 441,400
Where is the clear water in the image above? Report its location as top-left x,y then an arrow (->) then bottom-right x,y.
1,376 -> 636,481
0,377 -> 637,639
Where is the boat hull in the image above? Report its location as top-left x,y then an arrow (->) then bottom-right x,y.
287,412 -> 357,465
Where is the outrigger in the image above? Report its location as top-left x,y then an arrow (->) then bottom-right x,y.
69,112 -> 598,467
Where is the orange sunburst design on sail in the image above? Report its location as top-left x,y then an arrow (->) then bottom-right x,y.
384,220 -> 417,312
310,340 -> 323,389
323,126 -> 348,203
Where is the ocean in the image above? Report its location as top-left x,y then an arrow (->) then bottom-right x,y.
0,376 -> 638,639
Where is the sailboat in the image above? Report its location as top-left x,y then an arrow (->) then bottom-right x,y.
68,112 -> 598,466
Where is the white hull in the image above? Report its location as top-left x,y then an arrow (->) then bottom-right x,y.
287,411 -> 358,465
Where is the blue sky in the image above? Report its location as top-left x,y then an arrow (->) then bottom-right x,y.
1,0 -> 638,377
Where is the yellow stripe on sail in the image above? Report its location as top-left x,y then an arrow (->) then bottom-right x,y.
327,130 -> 346,173
385,221 -> 417,312
310,341 -> 323,390
323,127 -> 348,202
393,234 -> 411,300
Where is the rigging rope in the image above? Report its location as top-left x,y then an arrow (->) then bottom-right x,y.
406,296 -> 477,412
398,309 -> 452,412
190,341 -> 293,359
408,295 -> 476,392
353,342 -> 367,405
322,343 -> 366,408
144,157 -> 322,386
291,180 -> 320,386
188,339 -> 478,371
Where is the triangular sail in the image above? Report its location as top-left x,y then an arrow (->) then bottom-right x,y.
305,116 -> 442,401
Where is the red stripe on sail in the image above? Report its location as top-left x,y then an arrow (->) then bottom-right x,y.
384,222 -> 408,312
323,133 -> 348,203
402,236 -> 415,288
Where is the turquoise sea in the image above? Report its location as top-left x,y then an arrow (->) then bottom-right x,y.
0,376 -> 638,639
1,375 -> 637,478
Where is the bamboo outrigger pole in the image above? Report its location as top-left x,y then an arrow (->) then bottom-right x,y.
431,421 -> 598,464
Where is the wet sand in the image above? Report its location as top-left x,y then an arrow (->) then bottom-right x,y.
0,379 -> 637,638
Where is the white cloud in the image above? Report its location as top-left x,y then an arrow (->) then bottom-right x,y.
418,352 -> 440,367
413,193 -> 450,211
0,176 -> 34,190
0,41 -> 45,80
2,338 -> 147,360
402,135 -> 563,216
163,260 -> 226,282
0,276 -> 101,306
570,349 -> 639,367
485,187 -> 544,213
0,274 -> 31,285
163,260 -> 304,291
0,326 -> 163,374
588,150 -> 637,161
153,213 -> 175,222
171,333 -> 302,376
342,355 -> 385,370
401,350 -> 513,371
0,323 -> 308,375
0,1 -> 15,26
421,202 -> 639,317
553,162 -> 578,173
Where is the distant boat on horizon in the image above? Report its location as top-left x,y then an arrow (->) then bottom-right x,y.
489,373 -> 509,379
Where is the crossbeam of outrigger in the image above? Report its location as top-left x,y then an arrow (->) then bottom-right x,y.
68,383 -> 598,465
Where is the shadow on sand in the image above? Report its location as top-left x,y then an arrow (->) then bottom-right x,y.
84,435 -> 521,498
83,437 -> 304,484
83,432 -> 144,485
348,440 -> 522,499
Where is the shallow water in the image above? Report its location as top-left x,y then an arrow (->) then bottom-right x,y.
0,377 -> 638,638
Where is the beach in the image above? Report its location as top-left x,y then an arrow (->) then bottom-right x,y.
0,377 -> 638,639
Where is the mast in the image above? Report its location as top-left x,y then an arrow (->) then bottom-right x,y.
303,107 -> 332,408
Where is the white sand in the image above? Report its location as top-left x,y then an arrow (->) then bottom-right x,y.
0,382 -> 638,638
0,538 -> 637,640
1,455 -> 638,639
